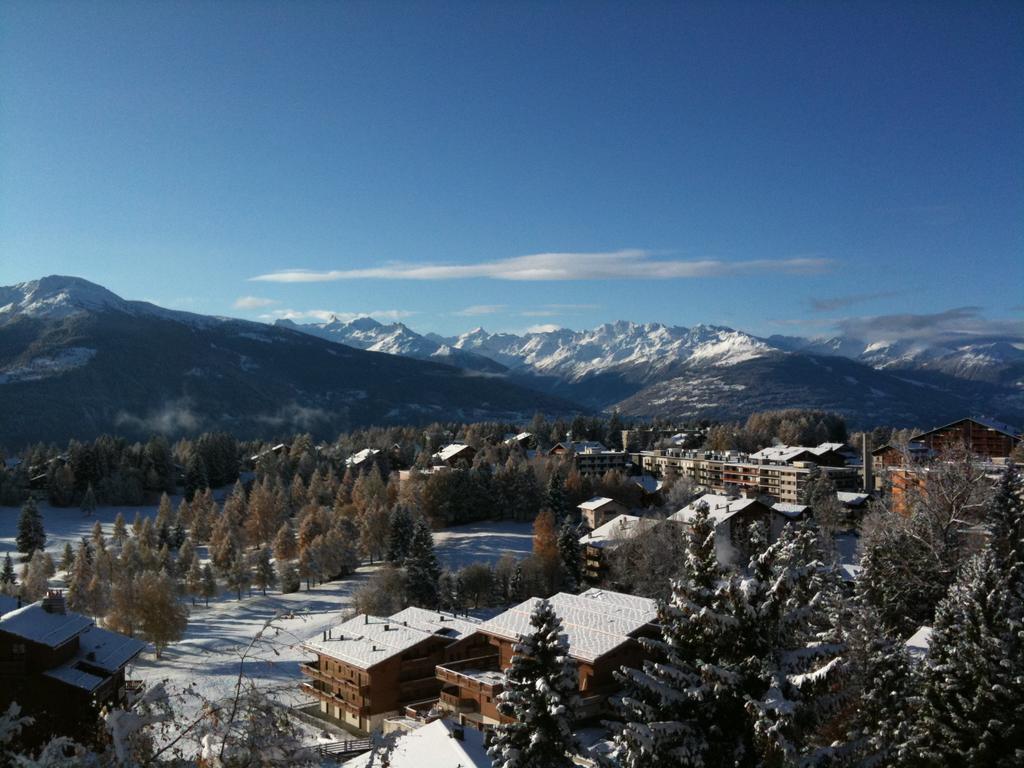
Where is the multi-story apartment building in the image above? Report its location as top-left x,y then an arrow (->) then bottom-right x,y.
434,588 -> 658,729
638,446 -> 859,503
300,607 -> 492,732
0,591 -> 145,744
549,441 -> 630,476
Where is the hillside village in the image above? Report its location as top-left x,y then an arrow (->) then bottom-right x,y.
1,410 -> 1022,766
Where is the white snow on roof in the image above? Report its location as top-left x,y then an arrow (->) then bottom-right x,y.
44,663 -> 107,693
669,494 -> 761,527
480,590 -> 657,664
345,448 -> 380,466
837,491 -> 870,506
343,718 -> 490,768
433,443 -> 473,462
304,610 -> 476,670
905,626 -> 933,661
580,514 -> 658,550
76,625 -> 146,672
632,475 -> 663,493
0,603 -> 93,648
750,443 -> 845,463
578,496 -> 616,510
772,502 -> 809,518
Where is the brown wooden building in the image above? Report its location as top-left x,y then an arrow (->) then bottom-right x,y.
435,588 -> 659,729
0,591 -> 145,744
300,607 -> 491,732
577,496 -> 629,530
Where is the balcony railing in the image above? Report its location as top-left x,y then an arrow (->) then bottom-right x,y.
300,661 -> 368,694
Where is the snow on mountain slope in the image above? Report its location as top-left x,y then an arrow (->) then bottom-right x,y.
276,317 -> 507,373
449,321 -> 774,381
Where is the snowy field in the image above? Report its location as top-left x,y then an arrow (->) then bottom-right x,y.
0,498 -> 533,744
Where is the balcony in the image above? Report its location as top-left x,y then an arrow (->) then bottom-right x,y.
299,682 -> 369,717
300,661 -> 368,694
436,655 -> 504,693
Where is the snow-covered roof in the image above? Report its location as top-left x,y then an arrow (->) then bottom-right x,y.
44,663 -> 107,693
631,475 -> 663,493
432,443 -> 474,463
480,590 -> 657,664
905,626 -> 933,661
304,611 -> 476,670
772,502 -> 809,518
669,494 -> 762,527
913,416 -> 1021,440
75,625 -> 146,673
0,602 -> 92,648
503,432 -> 532,444
578,496 -> 617,511
836,491 -> 870,507
387,607 -> 481,640
345,448 -> 380,467
580,514 -> 658,550
343,718 -> 490,768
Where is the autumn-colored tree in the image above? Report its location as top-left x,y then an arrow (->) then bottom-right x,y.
273,522 -> 298,562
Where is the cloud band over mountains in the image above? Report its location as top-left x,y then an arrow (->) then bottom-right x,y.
250,251 -> 831,282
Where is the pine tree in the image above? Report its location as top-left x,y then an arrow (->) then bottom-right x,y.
252,547 -> 276,596
1,553 -> 17,593
557,520 -> 583,592
226,553 -> 252,600
487,598 -> 580,768
273,522 -> 298,562
112,511 -> 128,547
67,542 -> 95,614
209,513 -> 240,575
277,559 -> 300,594
60,542 -> 75,572
16,498 -> 46,558
135,570 -> 189,659
200,563 -> 218,606
385,506 -> 415,564
185,553 -> 203,606
80,484 -> 97,516
20,550 -> 51,602
546,470 -> 569,523
845,609 -> 915,768
90,519 -> 106,553
405,516 -> 441,608
183,453 -> 208,501
911,549 -> 1024,766
610,501 -> 732,768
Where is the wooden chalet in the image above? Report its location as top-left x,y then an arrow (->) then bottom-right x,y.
435,588 -> 658,729
0,591 -> 145,744
668,494 -> 779,567
300,607 -> 491,732
577,496 -> 628,530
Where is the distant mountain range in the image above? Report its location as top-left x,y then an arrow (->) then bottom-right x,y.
0,277 -> 576,447
282,314 -> 1024,429
1,276 -> 1020,447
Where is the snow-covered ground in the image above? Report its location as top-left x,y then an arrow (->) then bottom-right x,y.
1,500 -> 534,744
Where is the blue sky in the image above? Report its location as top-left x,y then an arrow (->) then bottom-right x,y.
1,1 -> 1021,340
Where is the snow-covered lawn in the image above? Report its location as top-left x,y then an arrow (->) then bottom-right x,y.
0,502 -> 534,742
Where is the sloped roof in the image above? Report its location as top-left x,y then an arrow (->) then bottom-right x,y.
0,602 -> 92,648
905,626 -> 933,661
578,496 -> 618,510
433,443 -> 474,462
345,448 -> 380,466
44,663 -> 107,693
343,718 -> 490,768
579,514 -> 658,550
837,491 -> 870,507
669,494 -> 763,527
912,416 -> 1021,441
480,590 -> 657,664
771,502 -> 809,518
76,625 -> 146,673
305,610 -> 477,669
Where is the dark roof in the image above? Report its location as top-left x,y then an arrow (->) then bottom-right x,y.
911,416 -> 1021,442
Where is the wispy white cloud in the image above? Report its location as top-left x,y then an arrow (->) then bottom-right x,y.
233,295 -> 279,309
249,250 -> 832,283
261,308 -> 418,323
520,303 -> 603,317
525,323 -> 565,334
454,304 -> 506,316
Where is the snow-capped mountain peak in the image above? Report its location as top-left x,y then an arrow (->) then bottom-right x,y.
0,275 -> 130,319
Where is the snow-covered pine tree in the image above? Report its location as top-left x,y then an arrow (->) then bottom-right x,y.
15,498 -> 45,558
404,516 -> 441,608
252,547 -> 277,596
608,500 -> 737,768
741,519 -> 848,768
487,598 -> 580,768
557,520 -> 583,592
844,603 -> 914,768
911,548 -> 1024,766
0,553 -> 16,593
67,542 -> 95,614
